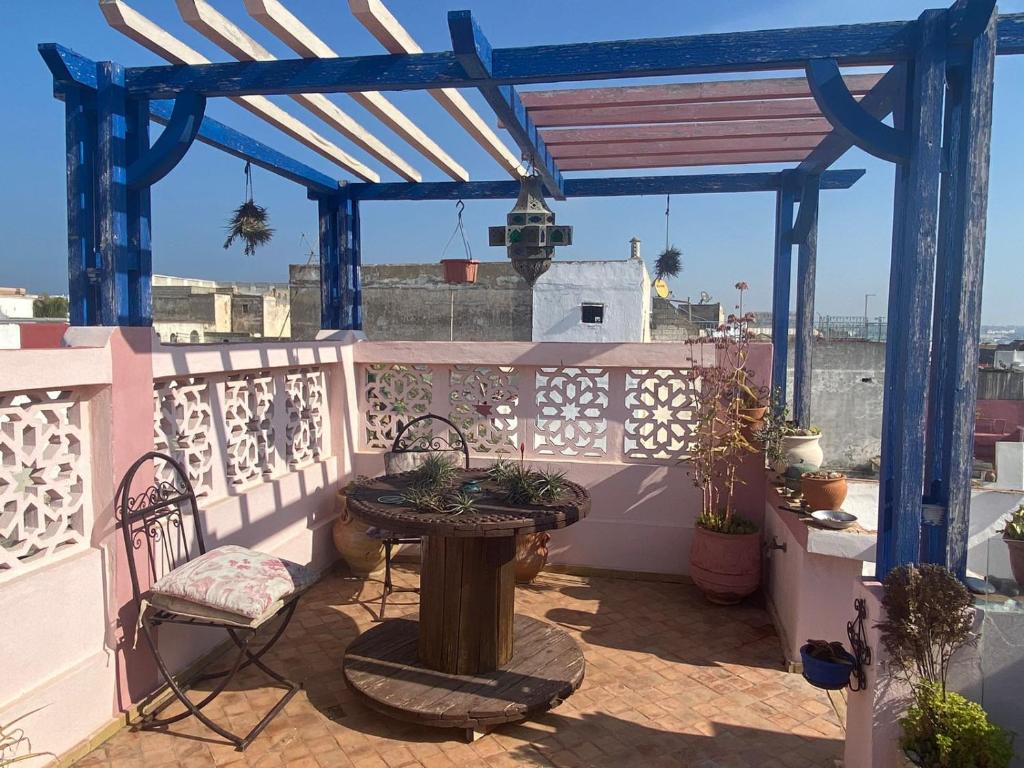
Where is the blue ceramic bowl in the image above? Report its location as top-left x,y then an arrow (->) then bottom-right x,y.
800,643 -> 855,690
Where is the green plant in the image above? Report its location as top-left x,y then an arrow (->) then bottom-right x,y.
999,503 -> 1024,541
755,386 -> 788,468
444,491 -> 478,516
401,486 -> 447,514
900,682 -> 1013,768
696,510 -> 758,535
31,294 -> 68,319
410,453 -> 459,491
533,469 -> 568,502
654,246 -> 682,281
1,709 -> 54,767
802,470 -> 845,481
224,200 -> 274,257
489,459 -> 567,506
487,457 -> 515,483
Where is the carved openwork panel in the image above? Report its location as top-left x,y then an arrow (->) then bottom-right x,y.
223,372 -> 276,485
534,368 -> 609,457
285,367 -> 325,469
0,390 -> 87,574
153,378 -> 213,495
449,366 -> 519,454
624,369 -> 698,460
363,364 -> 433,449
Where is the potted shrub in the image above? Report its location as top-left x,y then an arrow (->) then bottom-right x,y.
686,310 -> 762,604
878,564 -> 1013,768
800,470 -> 848,511
332,476 -> 385,576
999,503 -> 1024,587
800,639 -> 856,690
755,386 -> 788,476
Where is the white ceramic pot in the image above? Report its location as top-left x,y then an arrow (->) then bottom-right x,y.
781,434 -> 823,469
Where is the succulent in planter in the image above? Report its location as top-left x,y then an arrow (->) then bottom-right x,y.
409,453 -> 459,491
998,503 -> 1024,587
800,470 -> 848,511
800,639 -> 856,690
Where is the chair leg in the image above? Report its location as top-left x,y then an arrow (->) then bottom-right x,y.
378,540 -> 394,621
194,601 -> 298,685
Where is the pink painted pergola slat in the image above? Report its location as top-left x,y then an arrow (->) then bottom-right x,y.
558,149 -> 811,171
540,118 -> 834,146
548,134 -> 825,160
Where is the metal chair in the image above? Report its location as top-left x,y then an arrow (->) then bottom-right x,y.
373,414 -> 471,620
117,451 -> 312,750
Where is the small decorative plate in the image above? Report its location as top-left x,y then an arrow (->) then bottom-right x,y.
810,509 -> 857,530
377,495 -> 406,505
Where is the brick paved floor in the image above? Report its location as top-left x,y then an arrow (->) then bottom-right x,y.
74,567 -> 844,768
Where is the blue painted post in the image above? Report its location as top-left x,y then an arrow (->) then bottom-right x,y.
875,12 -> 947,579
792,176 -> 819,428
96,61 -> 129,326
923,8 -> 997,576
318,195 -> 341,330
126,98 -> 152,326
64,84 -> 97,326
771,172 -> 795,408
347,198 -> 363,331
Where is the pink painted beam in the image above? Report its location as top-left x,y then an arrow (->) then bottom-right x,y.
541,118 -> 833,145
549,134 -> 825,160
558,149 -> 811,171
520,73 -> 883,110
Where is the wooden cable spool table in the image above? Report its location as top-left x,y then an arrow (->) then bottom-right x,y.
342,469 -> 590,737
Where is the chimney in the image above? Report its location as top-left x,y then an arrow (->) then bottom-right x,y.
629,237 -> 641,260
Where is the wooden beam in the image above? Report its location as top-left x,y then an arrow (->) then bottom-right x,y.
241,0 -> 467,182
126,90 -> 205,189
557,150 -> 810,171
343,169 -> 865,201
449,11 -> 563,198
924,6 -> 997,576
99,0 -> 380,182
348,0 -> 524,178
549,135 -> 824,160
542,119 -> 833,146
792,174 -> 819,427
771,172 -> 796,408
520,74 -> 883,110
176,0 -> 422,182
875,11 -> 947,579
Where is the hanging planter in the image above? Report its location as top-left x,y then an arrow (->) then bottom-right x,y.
800,640 -> 856,690
440,200 -> 478,285
223,162 -> 274,257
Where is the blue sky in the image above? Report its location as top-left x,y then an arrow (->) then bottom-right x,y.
1,0 -> 1022,323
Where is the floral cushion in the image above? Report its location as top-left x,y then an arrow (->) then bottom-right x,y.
149,545 -> 316,622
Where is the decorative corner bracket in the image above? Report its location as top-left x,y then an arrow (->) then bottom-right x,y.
126,91 -> 206,190
789,174 -> 820,246
805,58 -> 910,165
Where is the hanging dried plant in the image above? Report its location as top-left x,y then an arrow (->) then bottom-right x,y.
223,162 -> 274,257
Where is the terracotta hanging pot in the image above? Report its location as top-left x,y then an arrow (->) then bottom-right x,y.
515,532 -> 551,584
440,259 -> 479,284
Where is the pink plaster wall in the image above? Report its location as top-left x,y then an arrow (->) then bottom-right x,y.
977,399 -> 1024,436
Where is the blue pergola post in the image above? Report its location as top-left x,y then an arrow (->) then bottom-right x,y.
791,175 -> 820,428
771,172 -> 795,408
875,11 -> 947,578
126,97 -> 152,327
317,194 -> 362,331
923,6 -> 998,576
64,84 -> 97,326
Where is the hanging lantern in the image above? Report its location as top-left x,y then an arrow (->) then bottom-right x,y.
488,174 -> 573,286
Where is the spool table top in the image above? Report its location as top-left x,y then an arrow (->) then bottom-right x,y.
346,469 -> 590,538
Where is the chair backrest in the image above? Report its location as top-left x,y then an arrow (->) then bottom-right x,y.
388,413 -> 470,471
116,451 -> 204,607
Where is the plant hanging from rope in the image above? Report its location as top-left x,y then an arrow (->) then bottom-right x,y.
224,161 -> 274,257
655,196 -> 682,282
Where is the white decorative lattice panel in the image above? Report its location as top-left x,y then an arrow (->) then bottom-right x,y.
624,369 -> 699,460
153,378 -> 214,495
0,390 -> 87,573
285,368 -> 325,469
223,372 -> 276,485
363,364 -> 433,449
534,368 -> 609,457
449,366 -> 519,455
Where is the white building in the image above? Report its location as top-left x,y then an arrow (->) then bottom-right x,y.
993,341 -> 1024,371
0,287 -> 35,320
531,259 -> 652,343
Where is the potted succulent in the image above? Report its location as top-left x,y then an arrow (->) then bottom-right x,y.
800,639 -> 856,690
332,476 -> 385,576
781,423 -> 823,469
999,503 -> 1024,587
686,310 -> 762,604
878,564 -> 1013,768
800,470 -> 848,511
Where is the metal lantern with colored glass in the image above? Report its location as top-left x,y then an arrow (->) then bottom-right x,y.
488,174 -> 573,286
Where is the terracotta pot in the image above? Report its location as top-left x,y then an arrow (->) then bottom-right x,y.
740,406 -> 767,443
332,492 -> 385,576
801,474 -> 848,511
1005,537 -> 1024,587
781,433 -> 823,469
514,532 -> 551,584
689,526 -> 761,605
440,259 -> 479,284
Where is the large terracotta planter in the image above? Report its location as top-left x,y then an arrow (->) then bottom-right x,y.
1005,537 -> 1024,587
514,532 -> 551,584
801,473 -> 848,511
781,433 -> 823,469
441,259 -> 479,284
689,526 -> 762,604
332,492 -> 385,576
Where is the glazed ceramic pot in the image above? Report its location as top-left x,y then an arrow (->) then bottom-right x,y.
801,473 -> 848,511
1005,537 -> 1024,588
781,434 -> 823,469
332,492 -> 385,576
689,526 -> 761,605
514,532 -> 551,584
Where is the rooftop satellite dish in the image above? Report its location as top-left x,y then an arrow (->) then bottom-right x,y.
699,291 -> 711,304
654,278 -> 670,299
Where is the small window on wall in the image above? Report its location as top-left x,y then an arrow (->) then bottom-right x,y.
581,303 -> 604,324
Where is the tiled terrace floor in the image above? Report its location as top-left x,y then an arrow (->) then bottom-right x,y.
75,566 -> 844,768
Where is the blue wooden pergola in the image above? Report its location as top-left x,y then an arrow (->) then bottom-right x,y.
40,1 -> 1024,579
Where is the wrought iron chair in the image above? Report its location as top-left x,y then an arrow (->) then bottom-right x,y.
372,413 -> 471,620
117,451 -> 314,751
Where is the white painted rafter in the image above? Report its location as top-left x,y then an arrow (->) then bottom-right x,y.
347,0 -> 526,178
175,0 -> 420,181
243,0 -> 469,181
98,0 -> 379,182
